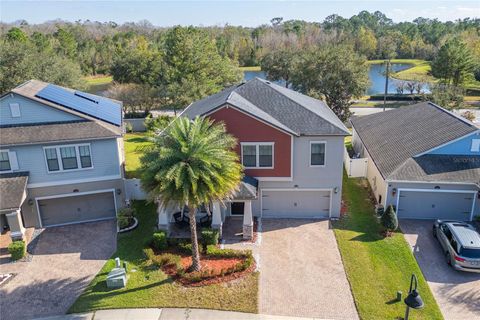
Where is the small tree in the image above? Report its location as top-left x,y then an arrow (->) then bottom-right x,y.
381,205 -> 398,235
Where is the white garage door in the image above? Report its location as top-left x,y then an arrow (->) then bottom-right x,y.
261,190 -> 330,218
397,190 -> 474,221
38,192 -> 116,227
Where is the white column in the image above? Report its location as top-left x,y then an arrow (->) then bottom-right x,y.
211,201 -> 223,238
6,210 -> 25,241
243,200 -> 253,240
157,200 -> 170,232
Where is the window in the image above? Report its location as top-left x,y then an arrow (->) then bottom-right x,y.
310,142 -> 326,166
44,144 -> 93,172
0,151 -> 10,171
60,146 -> 78,170
45,148 -> 60,172
241,143 -> 274,168
79,145 -> 92,168
471,139 -> 480,152
9,103 -> 20,117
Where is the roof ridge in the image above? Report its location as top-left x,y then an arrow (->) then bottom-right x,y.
253,78 -> 349,134
427,101 -> 478,128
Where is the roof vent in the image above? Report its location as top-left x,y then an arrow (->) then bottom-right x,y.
265,81 -> 271,85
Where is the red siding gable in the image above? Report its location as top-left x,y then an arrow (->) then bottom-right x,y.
208,105 -> 291,177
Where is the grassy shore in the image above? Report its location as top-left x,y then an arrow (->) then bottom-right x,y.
239,66 -> 261,72
84,75 -> 113,93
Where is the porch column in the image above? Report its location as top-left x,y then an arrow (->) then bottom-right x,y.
157,200 -> 170,232
6,210 -> 25,241
242,200 -> 253,240
211,201 -> 223,238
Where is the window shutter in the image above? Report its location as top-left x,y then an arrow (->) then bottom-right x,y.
8,151 -> 19,170
9,103 -> 21,117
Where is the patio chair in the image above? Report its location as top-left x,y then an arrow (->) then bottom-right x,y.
173,211 -> 188,228
199,214 -> 212,228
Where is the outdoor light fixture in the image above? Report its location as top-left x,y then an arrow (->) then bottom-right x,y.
334,187 -> 339,194
392,188 -> 397,196
116,188 -> 122,195
28,199 -> 34,206
404,274 -> 424,320
434,186 -> 440,190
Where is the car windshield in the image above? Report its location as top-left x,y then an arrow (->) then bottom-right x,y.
460,247 -> 480,259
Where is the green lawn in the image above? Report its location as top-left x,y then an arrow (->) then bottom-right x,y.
333,175 -> 443,320
124,133 -> 152,179
239,66 -> 261,72
84,75 -> 113,93
70,201 -> 259,313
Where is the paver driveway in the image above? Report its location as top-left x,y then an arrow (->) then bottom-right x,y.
259,219 -> 358,320
0,220 -> 116,320
401,220 -> 480,320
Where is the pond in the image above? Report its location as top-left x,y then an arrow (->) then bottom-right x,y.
243,63 -> 430,95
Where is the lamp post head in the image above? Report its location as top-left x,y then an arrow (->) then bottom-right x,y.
404,289 -> 424,310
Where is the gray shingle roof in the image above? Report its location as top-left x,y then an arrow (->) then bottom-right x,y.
389,155 -> 480,184
0,172 -> 28,211
0,120 -> 121,147
350,102 -> 478,179
181,78 -> 349,136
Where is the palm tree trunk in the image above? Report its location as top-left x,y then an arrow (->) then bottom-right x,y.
188,206 -> 201,271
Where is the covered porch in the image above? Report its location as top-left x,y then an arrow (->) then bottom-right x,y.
158,176 -> 258,241
0,172 -> 29,242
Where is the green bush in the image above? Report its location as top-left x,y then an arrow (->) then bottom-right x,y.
177,240 -> 203,255
152,231 -> 168,251
206,245 -> 248,258
117,207 -> 135,229
8,241 -> 25,261
381,205 -> 399,232
201,228 -> 219,246
125,122 -> 133,133
143,247 -> 155,261
145,115 -> 172,133
152,253 -> 181,269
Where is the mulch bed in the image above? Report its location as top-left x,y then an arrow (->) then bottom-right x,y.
160,249 -> 255,287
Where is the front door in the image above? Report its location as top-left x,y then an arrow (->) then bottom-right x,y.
231,202 -> 245,216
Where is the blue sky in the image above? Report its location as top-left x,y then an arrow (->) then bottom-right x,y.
1,1 -> 479,26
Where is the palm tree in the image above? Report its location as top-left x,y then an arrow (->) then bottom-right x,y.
141,116 -> 243,271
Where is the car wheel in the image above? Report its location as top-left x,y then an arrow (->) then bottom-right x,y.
445,252 -> 452,266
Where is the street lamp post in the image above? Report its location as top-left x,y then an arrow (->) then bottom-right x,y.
404,274 -> 424,320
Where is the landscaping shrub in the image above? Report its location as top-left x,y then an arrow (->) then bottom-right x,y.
206,245 -> 245,258
381,205 -> 398,233
8,240 -> 25,261
145,115 -> 172,133
152,231 -> 168,251
152,253 -> 181,269
117,207 -> 135,229
177,240 -> 203,255
201,228 -> 219,246
125,122 -> 133,133
143,248 -> 155,261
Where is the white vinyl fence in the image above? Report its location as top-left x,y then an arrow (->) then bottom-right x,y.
125,178 -> 147,200
344,147 -> 368,178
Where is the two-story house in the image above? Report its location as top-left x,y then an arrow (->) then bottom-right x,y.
157,78 -> 349,238
351,102 -> 480,221
0,80 -> 125,240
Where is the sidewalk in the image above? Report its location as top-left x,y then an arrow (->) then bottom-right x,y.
37,308 -> 326,320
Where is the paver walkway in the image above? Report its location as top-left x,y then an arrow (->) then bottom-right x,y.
401,220 -> 480,320
0,220 -> 116,320
258,219 -> 358,320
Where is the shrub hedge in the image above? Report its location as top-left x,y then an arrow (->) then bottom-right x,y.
152,231 -> 168,251
8,240 -> 26,261
201,228 -> 219,246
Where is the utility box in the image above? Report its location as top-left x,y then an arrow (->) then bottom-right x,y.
106,267 -> 127,288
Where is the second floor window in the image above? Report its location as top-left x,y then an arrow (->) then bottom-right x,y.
44,144 -> 93,173
241,143 -> 274,168
0,151 -> 11,171
310,142 -> 326,166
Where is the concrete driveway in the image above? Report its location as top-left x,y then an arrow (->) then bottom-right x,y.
259,219 -> 358,320
401,220 -> 480,320
0,220 -> 116,320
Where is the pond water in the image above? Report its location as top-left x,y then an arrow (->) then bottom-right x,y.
243,63 -> 430,95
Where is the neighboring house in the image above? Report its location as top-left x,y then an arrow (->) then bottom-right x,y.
351,102 -> 480,221
157,78 -> 349,238
0,80 -> 125,240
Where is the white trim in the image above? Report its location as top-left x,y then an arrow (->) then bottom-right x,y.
260,188 -> 333,219
309,141 -> 327,167
386,179 -> 479,186
203,104 -> 297,136
43,143 -> 94,174
256,177 -> 293,181
241,142 -> 274,169
35,188 -> 117,228
395,188 -> 477,221
27,174 -> 122,188
414,130 -> 480,157
290,135 -> 294,178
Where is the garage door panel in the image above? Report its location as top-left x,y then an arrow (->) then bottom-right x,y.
39,192 -> 116,227
262,190 -> 330,218
398,191 -> 473,221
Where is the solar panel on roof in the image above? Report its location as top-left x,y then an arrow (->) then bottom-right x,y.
35,84 -> 122,126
